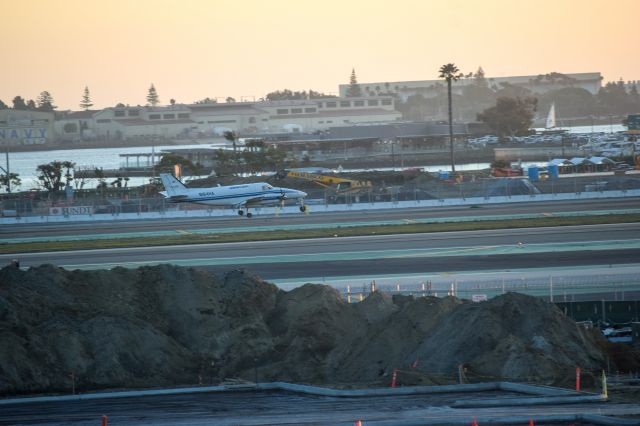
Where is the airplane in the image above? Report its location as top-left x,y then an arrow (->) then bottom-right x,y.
159,173 -> 308,218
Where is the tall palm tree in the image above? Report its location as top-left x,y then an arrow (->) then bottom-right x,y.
439,63 -> 463,174
223,130 -> 239,175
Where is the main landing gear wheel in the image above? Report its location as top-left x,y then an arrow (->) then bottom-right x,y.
299,205 -> 307,213
246,212 -> 253,218
238,210 -> 244,216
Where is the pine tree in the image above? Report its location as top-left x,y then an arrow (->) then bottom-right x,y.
474,67 -> 488,87
0,99 -> 7,109
147,84 -> 160,106
79,86 -> 93,110
12,96 -> 27,110
346,68 -> 362,97
36,91 -> 55,111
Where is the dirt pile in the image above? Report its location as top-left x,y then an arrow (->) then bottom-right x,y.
0,264 -> 607,395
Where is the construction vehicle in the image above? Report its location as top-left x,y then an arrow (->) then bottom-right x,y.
491,166 -> 524,177
276,170 -> 372,194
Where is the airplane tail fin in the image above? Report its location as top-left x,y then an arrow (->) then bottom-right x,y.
159,173 -> 188,196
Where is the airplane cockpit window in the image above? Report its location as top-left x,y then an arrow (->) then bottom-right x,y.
262,184 -> 273,190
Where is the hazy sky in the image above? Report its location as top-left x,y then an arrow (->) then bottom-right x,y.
2,0 -> 638,110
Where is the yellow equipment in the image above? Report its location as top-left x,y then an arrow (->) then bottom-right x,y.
279,170 -> 372,194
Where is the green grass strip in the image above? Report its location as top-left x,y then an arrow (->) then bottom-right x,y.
2,213 -> 639,254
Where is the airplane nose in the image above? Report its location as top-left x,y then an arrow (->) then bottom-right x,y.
299,191 -> 307,198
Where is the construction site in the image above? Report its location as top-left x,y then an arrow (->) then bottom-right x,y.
1,264 -> 639,425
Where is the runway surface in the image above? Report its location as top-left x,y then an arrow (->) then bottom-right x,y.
4,223 -> 640,280
2,198 -> 639,242
4,200 -> 639,298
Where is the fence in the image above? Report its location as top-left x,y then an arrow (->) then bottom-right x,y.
339,274 -> 640,324
2,173 -> 640,220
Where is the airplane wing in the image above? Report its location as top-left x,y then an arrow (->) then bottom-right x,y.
235,194 -> 282,208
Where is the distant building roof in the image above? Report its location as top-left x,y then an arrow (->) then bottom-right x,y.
548,159 -> 570,166
61,110 -> 98,120
328,122 -> 468,139
269,108 -> 399,120
113,119 -> 196,126
585,156 -> 615,165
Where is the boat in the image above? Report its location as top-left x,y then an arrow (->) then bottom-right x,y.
546,102 -> 556,129
539,102 -> 568,135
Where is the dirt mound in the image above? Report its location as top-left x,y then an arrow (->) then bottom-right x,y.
0,264 -> 608,395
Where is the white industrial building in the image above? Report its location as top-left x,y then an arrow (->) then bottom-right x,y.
0,109 -> 55,146
340,72 -> 604,101
53,96 -> 401,142
92,105 -> 195,140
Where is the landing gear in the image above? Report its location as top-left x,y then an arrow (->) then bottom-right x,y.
238,209 -> 253,218
299,205 -> 307,213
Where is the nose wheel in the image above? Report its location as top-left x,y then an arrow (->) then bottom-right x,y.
299,205 -> 307,213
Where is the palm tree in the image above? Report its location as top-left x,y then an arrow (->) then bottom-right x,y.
223,131 -> 239,175
439,63 -> 463,173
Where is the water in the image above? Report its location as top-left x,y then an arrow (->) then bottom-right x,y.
0,124 -> 627,191
4,142 -> 227,190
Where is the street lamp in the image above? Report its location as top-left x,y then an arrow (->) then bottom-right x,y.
1,141 -> 11,193
609,115 -> 613,134
383,139 -> 396,169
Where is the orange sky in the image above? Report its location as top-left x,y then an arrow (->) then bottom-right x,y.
2,0 -> 638,110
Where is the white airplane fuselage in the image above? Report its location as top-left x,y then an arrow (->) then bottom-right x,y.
159,174 -> 307,216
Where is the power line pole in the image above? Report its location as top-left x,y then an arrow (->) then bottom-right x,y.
1,143 -> 10,193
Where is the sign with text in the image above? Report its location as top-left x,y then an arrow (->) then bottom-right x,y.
49,206 -> 94,216
472,294 -> 488,302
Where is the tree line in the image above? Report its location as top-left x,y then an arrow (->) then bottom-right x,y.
395,70 -> 640,122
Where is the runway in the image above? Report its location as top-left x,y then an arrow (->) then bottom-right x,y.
4,223 -> 640,281
4,200 -> 639,298
2,198 -> 639,242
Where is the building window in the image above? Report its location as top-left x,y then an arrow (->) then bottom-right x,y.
343,120 -> 349,123
291,108 -> 302,114
262,118 -> 268,121
327,120 -> 333,123
163,114 -> 175,119
149,114 -> 161,119
382,99 -> 392,106
340,101 -> 350,107
249,117 -> 256,123
368,100 -> 379,106
114,110 -> 125,117
318,121 -> 324,124
208,120 -> 236,123
304,108 -> 316,113
325,101 -> 337,108
317,102 -> 323,108
177,113 -> 190,119
96,119 -> 111,123
128,110 -> 140,116
277,109 -> 288,114
354,100 -> 365,107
